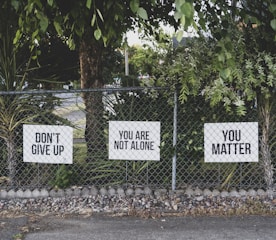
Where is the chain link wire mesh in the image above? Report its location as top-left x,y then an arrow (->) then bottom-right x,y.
176,95 -> 265,190
0,87 -> 275,190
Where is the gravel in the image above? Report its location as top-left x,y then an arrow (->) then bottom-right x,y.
1,187 -> 276,217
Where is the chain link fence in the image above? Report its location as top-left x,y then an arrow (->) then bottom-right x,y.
0,87 -> 275,190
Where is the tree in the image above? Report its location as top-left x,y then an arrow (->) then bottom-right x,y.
173,1 -> 276,189
128,46 -> 160,86
159,0 -> 276,189
11,0 -> 177,159
204,0 -> 276,190
243,52 -> 276,189
0,1 -> 79,186
4,0 -> 276,186
0,2 -> 37,185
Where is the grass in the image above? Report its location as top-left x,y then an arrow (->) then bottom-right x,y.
73,119 -> 86,138
53,104 -> 85,117
73,143 -> 87,163
53,102 -> 86,139
13,233 -> 23,240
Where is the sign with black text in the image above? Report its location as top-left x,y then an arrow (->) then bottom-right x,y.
23,124 -> 73,164
204,122 -> 258,162
109,121 -> 160,161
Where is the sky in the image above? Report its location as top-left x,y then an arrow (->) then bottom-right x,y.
125,24 -> 176,46
126,30 -> 145,46
126,25 -> 197,46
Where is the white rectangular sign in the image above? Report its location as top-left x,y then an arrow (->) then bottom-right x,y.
23,124 -> 73,164
204,122 -> 258,163
109,121 -> 160,161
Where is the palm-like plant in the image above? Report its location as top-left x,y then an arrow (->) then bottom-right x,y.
0,96 -> 39,185
0,23 -> 40,185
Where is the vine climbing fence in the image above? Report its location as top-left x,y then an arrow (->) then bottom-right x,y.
0,87 -> 275,190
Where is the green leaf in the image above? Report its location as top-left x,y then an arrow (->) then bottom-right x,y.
175,0 -> 185,11
176,30 -> 184,42
180,15 -> 186,26
11,0 -> 20,11
31,29 -> 39,40
67,38 -> 76,50
47,0 -> 53,6
13,30 -> 22,44
94,28 -> 102,40
181,2 -> 193,18
220,68 -> 231,79
97,9 -> 104,22
103,36 -> 108,47
269,4 -> 276,14
218,53 -> 225,62
174,11 -> 182,21
91,14 -> 96,26
86,0 -> 92,9
38,14 -> 49,32
271,19 -> 276,31
137,7 -> 148,20
130,0 -> 140,13
54,21 -> 62,35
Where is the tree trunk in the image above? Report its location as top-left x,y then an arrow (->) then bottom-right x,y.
258,93 -> 274,190
79,38 -> 106,160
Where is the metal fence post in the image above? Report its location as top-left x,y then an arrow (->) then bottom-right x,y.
172,87 -> 178,191
0,87 -> 263,190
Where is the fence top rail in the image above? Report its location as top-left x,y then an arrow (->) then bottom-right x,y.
0,86 -> 168,95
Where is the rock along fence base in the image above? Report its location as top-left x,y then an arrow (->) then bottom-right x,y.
1,186 -> 276,216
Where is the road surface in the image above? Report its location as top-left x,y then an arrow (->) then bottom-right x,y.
19,214 -> 276,240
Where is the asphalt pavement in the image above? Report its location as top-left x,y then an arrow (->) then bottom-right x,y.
3,214 -> 273,240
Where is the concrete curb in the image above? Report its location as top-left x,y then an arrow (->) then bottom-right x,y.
0,186 -> 275,200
